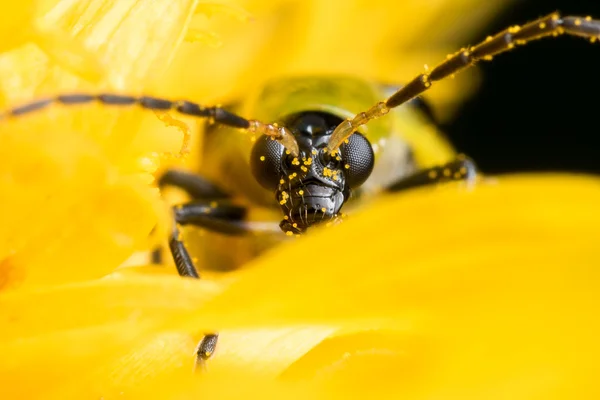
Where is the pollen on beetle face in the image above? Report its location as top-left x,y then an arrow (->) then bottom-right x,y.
321,207 -> 326,212
298,190 -> 304,195
428,170 -> 438,179
345,164 -> 350,169
292,223 -> 298,228
443,168 -> 451,177
260,156 -> 265,161
285,231 -> 293,236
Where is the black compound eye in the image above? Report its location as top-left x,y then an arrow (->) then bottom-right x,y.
339,133 -> 375,188
250,135 -> 285,190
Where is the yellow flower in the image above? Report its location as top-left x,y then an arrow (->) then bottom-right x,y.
5,1 -> 599,399
2,175 -> 600,399
0,0 -> 200,288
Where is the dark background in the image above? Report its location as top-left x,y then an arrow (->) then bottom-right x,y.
442,0 -> 600,174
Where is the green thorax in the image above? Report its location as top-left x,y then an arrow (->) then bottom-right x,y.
242,75 -> 392,144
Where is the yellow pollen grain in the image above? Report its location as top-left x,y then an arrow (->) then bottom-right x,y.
345,164 -> 350,169
210,201 -> 218,208
280,200 -> 287,205
280,179 -> 285,184
454,172 -> 462,179
428,170 -> 438,179
321,207 -> 326,212
459,167 -> 467,175
292,223 -> 298,228
260,156 -> 265,161
539,22 -> 546,29
283,215 -> 289,220
443,168 -> 451,177
298,190 -> 304,195
286,231 -> 293,236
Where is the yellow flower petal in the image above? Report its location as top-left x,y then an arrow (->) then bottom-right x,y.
0,0 -> 208,288
0,272 -> 221,340
3,174 -> 600,397
197,174 -> 600,327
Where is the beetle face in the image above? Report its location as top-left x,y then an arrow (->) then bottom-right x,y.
250,111 -> 375,233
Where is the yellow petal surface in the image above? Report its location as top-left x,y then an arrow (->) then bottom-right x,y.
2,174 -> 600,399
200,174 -> 600,325
0,0 -> 206,289
173,174 -> 600,398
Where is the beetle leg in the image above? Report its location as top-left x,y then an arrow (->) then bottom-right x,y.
167,208 -> 221,367
386,155 -> 478,192
194,333 -> 220,372
158,169 -> 231,200
167,200 -> 280,368
153,169 -> 233,263
173,201 -> 252,235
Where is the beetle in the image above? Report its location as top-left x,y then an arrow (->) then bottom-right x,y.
3,12 -> 599,366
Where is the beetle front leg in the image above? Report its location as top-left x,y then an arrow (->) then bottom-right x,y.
386,155 -> 478,193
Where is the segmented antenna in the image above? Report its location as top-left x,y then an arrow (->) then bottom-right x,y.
327,12 -> 600,152
0,93 -> 300,156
